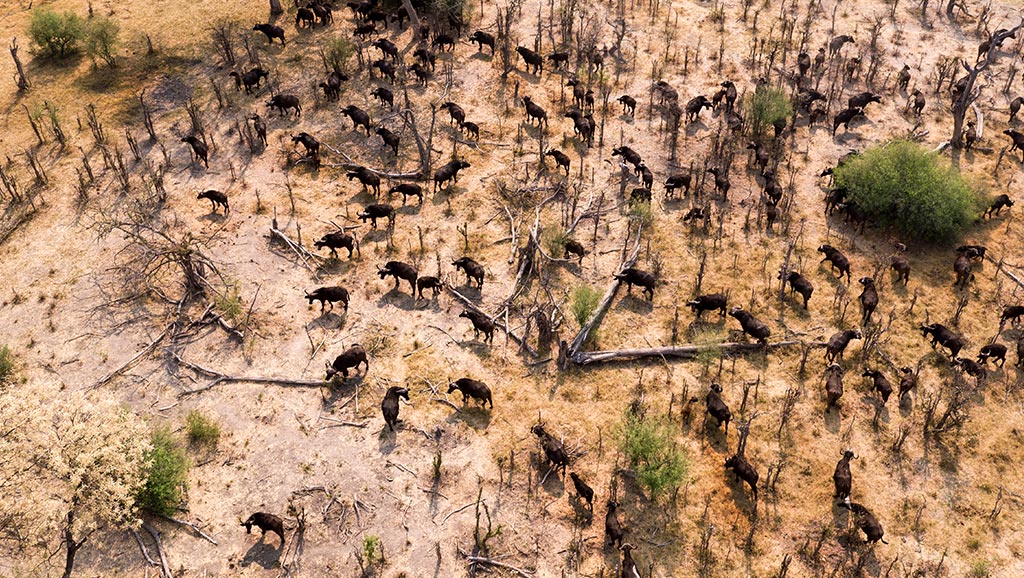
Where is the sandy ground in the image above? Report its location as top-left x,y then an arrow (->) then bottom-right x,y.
1,0 -> 1024,576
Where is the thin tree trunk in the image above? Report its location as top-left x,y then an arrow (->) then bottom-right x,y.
401,0 -> 422,39
61,511 -> 86,578
269,0 -> 283,16
10,38 -> 29,91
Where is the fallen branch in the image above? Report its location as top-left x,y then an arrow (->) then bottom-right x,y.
987,254 -> 1024,290
570,340 -> 803,366
171,351 -> 327,397
427,324 -> 462,345
142,522 -> 174,578
130,529 -> 160,568
269,225 -> 320,274
445,285 -> 539,358
201,308 -> 244,341
91,323 -> 173,389
441,501 -> 478,524
317,142 -> 422,179
463,555 -> 533,578
159,515 -> 218,545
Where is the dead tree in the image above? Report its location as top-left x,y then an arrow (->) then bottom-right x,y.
10,38 -> 29,91
949,22 -> 1024,148
496,1 -> 522,82
139,91 -> 157,141
269,0 -> 283,16
211,20 -> 236,67
101,214 -> 227,306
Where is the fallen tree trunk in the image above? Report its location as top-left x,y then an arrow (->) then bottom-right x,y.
565,240 -> 642,360
569,340 -> 803,366
172,351 -> 327,397
988,254 -> 1024,290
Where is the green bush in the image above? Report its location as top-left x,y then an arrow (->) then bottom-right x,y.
541,226 -> 568,258
29,9 -> 84,59
185,411 -> 220,449
834,139 -> 978,242
571,285 -> 601,327
969,560 -> 991,578
137,428 -> 189,516
747,84 -> 792,140
362,534 -> 382,566
0,345 -> 15,386
628,198 -> 653,227
84,16 -> 119,67
618,411 -> 688,498
216,284 -> 244,324
322,37 -> 354,75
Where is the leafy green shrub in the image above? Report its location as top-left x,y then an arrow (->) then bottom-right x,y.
322,37 -> 354,75
185,411 -> 220,449
137,428 -> 189,515
628,198 -> 653,227
747,84 -> 792,140
29,9 -> 84,59
84,16 -> 119,67
571,285 -> 601,327
834,139 -> 978,242
362,534 -> 381,566
618,411 -> 688,498
969,560 -> 991,578
542,226 -> 568,258
0,345 -> 15,386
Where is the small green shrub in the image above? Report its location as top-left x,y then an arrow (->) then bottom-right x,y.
969,560 -> 991,578
618,411 -> 688,498
29,9 -> 84,59
628,198 -> 653,227
571,285 -> 601,327
747,84 -> 792,140
542,226 -> 568,258
322,37 -> 354,75
0,345 -> 15,386
834,139 -> 978,242
84,16 -> 119,67
137,428 -> 189,516
185,411 -> 220,449
362,534 -> 382,567
216,284 -> 244,324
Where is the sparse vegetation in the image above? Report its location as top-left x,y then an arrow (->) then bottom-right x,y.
28,9 -> 84,59
834,139 -> 978,242
0,345 -> 15,386
618,410 -> 689,498
216,284 -> 244,324
185,410 -> 221,449
137,428 -> 189,516
571,285 -> 601,327
542,226 -> 568,258
970,560 -> 992,578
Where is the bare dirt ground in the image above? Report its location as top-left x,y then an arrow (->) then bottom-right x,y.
1,0 -> 1024,576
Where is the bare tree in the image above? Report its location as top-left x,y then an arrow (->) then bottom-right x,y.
10,38 -> 29,91
949,22 -> 1023,148
269,0 -> 283,16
